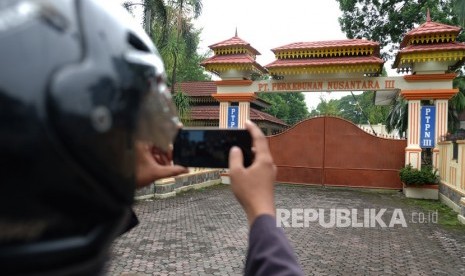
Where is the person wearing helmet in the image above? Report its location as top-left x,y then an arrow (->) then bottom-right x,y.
0,0 -> 302,275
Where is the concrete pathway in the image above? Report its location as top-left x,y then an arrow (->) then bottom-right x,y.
105,184 -> 465,276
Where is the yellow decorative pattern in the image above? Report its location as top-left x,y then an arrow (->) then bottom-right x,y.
274,47 -> 375,59
204,64 -> 264,74
267,64 -> 381,75
407,33 -> 456,46
399,50 -> 465,64
214,47 -> 255,58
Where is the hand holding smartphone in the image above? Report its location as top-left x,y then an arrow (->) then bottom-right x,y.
173,128 -> 253,168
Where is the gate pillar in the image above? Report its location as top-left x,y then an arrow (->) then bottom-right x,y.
404,99 -> 422,169
212,88 -> 255,129
433,99 -> 449,168
200,34 -> 267,129
400,88 -> 457,169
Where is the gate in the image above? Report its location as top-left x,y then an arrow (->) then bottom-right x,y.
267,117 -> 406,189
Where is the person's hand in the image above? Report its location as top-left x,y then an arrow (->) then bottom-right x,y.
229,120 -> 277,227
135,141 -> 188,187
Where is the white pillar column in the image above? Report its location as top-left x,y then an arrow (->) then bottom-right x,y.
406,100 -> 422,169
219,102 -> 229,129
238,102 -> 250,129
433,99 -> 448,169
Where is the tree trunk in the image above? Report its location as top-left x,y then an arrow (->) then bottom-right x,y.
144,4 -> 151,35
171,51 -> 178,94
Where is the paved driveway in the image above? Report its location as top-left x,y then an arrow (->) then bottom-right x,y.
105,184 -> 465,276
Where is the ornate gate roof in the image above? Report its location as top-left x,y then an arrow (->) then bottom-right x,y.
393,10 -> 465,72
200,35 -> 267,76
265,39 -> 384,76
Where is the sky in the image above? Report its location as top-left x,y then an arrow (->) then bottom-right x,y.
194,0 -> 352,110
121,0 -> 381,110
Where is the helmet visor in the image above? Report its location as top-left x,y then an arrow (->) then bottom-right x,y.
126,51 -> 181,153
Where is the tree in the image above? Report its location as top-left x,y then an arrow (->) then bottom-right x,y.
385,96 -> 408,137
336,0 -> 464,60
122,0 -> 169,44
309,96 -> 341,117
165,0 -> 203,90
338,92 -> 390,124
172,87 -> 191,123
450,73 -> 465,131
336,0 -> 465,133
122,0 -> 205,87
308,92 -> 390,126
259,93 -> 310,125
454,0 -> 465,27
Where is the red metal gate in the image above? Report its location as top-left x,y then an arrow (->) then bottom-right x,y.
267,116 -> 406,189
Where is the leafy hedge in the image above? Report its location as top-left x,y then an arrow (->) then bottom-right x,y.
399,164 -> 439,186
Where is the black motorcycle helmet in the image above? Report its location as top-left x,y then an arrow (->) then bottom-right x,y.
0,0 -> 180,274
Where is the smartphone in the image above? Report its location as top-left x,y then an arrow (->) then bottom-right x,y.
173,128 -> 253,168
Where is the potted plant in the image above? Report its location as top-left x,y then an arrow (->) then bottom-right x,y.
399,164 -> 439,199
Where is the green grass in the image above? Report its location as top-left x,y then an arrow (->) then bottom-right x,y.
405,198 -> 465,228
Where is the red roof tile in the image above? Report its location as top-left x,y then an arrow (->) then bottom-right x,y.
189,106 -> 219,120
201,54 -> 267,74
201,54 -> 257,65
189,106 -> 288,126
265,56 -> 384,68
272,39 -> 379,52
250,109 -> 288,126
393,42 -> 465,68
176,82 -> 217,97
398,42 -> 465,53
401,20 -> 462,48
209,36 -> 260,55
175,82 -> 271,108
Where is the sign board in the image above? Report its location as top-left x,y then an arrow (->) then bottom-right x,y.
228,106 -> 239,128
420,106 -> 436,148
216,76 -> 455,94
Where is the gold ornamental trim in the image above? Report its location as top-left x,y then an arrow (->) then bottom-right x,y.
399,50 -> 465,64
406,33 -> 456,47
204,64 -> 265,75
267,64 -> 382,75
274,47 -> 375,59
214,47 -> 256,59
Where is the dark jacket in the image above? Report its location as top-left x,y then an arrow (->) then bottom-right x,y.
245,215 -> 304,276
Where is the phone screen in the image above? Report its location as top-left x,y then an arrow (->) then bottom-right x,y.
173,129 -> 253,168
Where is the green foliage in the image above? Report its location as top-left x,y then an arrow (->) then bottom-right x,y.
385,95 -> 408,136
309,96 -> 341,117
308,92 -> 390,125
172,87 -> 191,123
336,0 -> 465,134
259,93 -> 310,125
339,92 -> 390,124
454,0 -> 465,27
399,164 -> 439,186
175,50 -> 211,82
123,1 -> 207,87
336,0 -> 465,60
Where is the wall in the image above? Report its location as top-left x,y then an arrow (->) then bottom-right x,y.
437,140 -> 465,224
135,169 -> 222,200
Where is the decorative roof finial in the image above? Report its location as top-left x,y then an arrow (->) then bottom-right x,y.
426,8 -> 431,22
235,27 -> 238,37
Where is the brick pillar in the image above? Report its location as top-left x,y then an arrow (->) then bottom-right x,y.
238,102 -> 250,129
433,99 -> 448,169
219,102 -> 229,129
212,91 -> 256,130
406,99 -> 422,169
